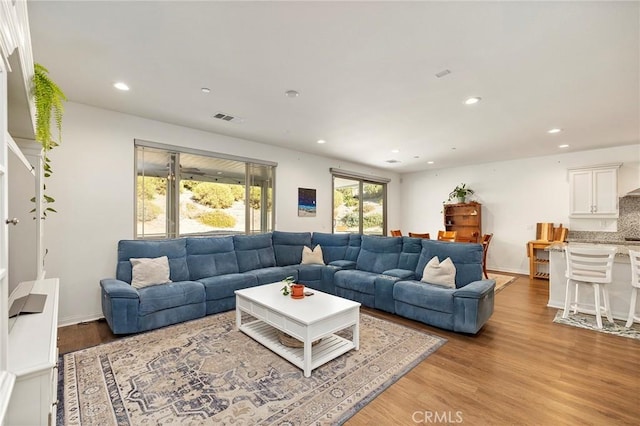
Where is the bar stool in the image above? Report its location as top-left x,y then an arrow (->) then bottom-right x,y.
625,249 -> 640,328
563,245 -> 617,329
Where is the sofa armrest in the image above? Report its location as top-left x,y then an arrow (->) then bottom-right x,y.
100,278 -> 139,299
453,279 -> 495,299
381,268 -> 415,280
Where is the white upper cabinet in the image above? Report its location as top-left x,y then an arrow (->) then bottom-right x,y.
569,164 -> 621,218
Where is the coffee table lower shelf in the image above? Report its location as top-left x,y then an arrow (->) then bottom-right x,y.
239,319 -> 355,376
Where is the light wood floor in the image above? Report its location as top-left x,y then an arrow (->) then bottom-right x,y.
58,275 -> 640,425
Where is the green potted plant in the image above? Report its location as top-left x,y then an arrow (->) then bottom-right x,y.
448,183 -> 474,204
32,63 -> 67,217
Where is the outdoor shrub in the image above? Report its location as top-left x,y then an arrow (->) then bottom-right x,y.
191,182 -> 234,209
198,210 -> 236,228
362,202 -> 376,214
182,202 -> 202,219
137,201 -> 161,222
363,213 -> 383,229
229,184 -> 245,201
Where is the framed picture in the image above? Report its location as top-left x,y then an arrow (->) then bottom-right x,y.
298,188 -> 316,217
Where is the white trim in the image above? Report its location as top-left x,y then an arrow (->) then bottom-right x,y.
135,138 -> 278,167
330,167 -> 391,184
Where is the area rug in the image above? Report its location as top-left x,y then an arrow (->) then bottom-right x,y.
59,311 -> 446,425
553,310 -> 640,340
488,272 -> 517,293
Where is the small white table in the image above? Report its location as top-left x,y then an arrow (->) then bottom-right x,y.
235,282 -> 360,377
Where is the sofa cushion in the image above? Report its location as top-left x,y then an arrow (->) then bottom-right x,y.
198,273 -> 258,301
311,232 -> 350,263
138,281 -> 205,316
272,231 -> 312,266
421,256 -> 456,288
398,236 -> 423,272
186,236 -> 239,280
334,270 -> 378,295
356,236 -> 402,274
416,240 -> 482,287
246,266 -> 299,285
117,239 -> 190,284
295,264 -> 325,283
130,256 -> 171,289
394,280 -> 455,314
234,233 -> 276,272
301,245 -> 325,265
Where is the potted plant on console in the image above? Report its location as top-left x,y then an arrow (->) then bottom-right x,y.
448,183 -> 475,204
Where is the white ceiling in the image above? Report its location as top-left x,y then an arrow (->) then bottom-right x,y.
23,1 -> 640,173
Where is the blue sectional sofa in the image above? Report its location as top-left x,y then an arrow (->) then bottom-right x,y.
101,231 -> 494,335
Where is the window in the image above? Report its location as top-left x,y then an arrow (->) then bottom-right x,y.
135,140 -> 275,238
331,169 -> 388,235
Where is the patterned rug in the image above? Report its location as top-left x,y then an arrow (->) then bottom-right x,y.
488,273 -> 517,293
553,311 -> 640,340
59,311 -> 446,425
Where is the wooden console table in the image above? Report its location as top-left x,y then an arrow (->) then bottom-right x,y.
527,240 -> 552,279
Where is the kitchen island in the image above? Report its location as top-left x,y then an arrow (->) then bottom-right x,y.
548,241 -> 638,321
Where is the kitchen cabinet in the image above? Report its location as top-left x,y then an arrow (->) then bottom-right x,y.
569,164 -> 621,218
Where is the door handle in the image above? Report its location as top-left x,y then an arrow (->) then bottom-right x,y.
5,218 -> 19,225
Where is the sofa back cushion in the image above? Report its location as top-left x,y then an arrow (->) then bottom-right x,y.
186,236 -> 239,280
356,236 -> 402,274
416,239 -> 482,287
233,233 -> 277,272
347,234 -> 362,261
272,231 -> 312,266
311,232 -> 349,263
117,239 -> 190,284
398,236 -> 423,271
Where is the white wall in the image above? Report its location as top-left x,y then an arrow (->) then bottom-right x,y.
9,102 -> 400,326
400,144 -> 640,275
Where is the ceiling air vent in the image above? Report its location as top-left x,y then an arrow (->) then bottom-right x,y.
385,159 -> 401,164
212,112 -> 243,123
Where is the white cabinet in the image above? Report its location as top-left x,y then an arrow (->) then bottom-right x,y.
6,279 -> 59,426
569,164 -> 621,218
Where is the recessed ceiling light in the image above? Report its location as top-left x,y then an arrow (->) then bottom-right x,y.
427,161 -> 434,164
435,69 -> 451,78
113,82 -> 130,91
285,90 -> 300,98
464,97 -> 481,105
548,128 -> 562,134
201,87 -> 211,93
391,149 -> 400,153
558,144 -> 570,149
317,139 -> 326,144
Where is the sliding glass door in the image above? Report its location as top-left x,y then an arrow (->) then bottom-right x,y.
332,174 -> 387,235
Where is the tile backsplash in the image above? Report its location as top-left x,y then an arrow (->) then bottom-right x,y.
568,195 -> 640,242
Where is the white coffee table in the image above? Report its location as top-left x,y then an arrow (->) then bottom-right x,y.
235,282 -> 360,377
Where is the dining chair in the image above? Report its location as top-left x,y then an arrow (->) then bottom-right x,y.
481,233 -> 493,279
437,230 -> 457,242
390,230 -> 403,237
408,232 -> 430,239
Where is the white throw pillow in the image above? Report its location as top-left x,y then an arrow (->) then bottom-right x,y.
130,256 -> 172,289
301,245 -> 325,265
421,256 -> 456,288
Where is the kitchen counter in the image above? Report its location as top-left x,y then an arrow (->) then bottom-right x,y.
547,242 -> 635,320
546,241 -> 638,257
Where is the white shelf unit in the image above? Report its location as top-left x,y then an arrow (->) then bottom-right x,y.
2,1 -> 54,424
6,279 -> 59,426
